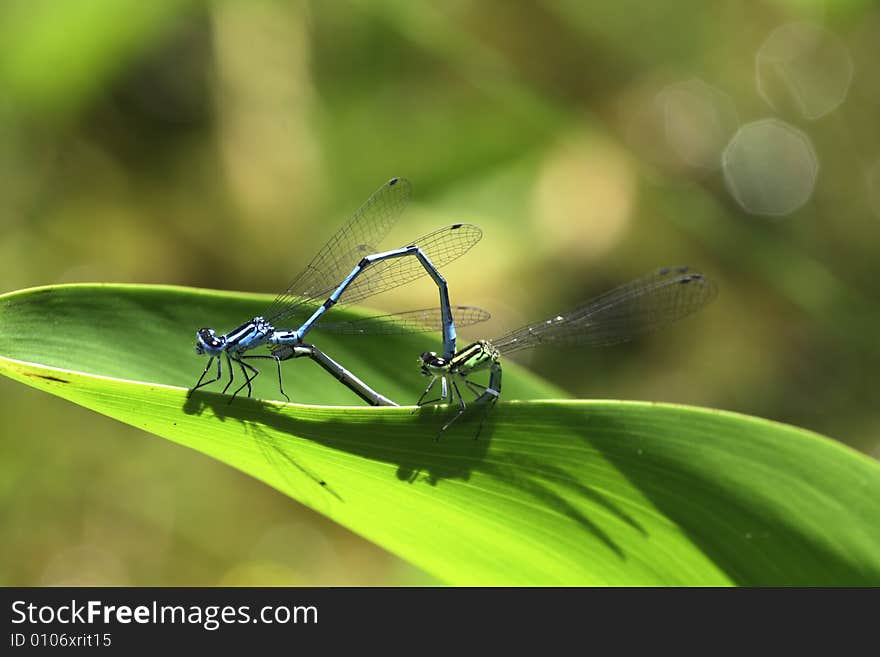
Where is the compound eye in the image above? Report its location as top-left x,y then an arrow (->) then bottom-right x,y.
197,328 -> 221,348
420,352 -> 445,367
424,354 -> 446,367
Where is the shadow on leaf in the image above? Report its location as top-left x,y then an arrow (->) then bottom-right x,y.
183,391 -> 644,558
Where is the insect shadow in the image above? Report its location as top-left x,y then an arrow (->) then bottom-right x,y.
183,391 -> 346,506
183,391 -> 648,559
183,390 -> 492,486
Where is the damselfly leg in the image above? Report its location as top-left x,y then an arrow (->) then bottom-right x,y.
464,380 -> 488,396
436,379 -> 468,438
241,354 -> 290,402
221,352 -> 236,395
228,357 -> 249,400
228,355 -> 261,402
431,375 -> 490,439
475,396 -> 499,440
189,356 -> 222,396
415,376 -> 449,409
416,374 -> 475,438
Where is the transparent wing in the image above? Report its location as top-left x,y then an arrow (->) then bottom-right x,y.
491,266 -> 717,355
263,177 -> 411,323
338,223 -> 482,306
318,306 -> 491,335
267,223 -> 482,326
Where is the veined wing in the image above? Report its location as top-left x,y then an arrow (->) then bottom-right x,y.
263,177 -> 411,323
336,223 -> 483,307
491,266 -> 717,355
318,306 -> 491,335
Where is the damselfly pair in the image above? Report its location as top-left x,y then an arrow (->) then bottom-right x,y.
191,178 -> 717,436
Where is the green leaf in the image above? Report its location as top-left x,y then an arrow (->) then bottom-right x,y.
1,284 -> 879,585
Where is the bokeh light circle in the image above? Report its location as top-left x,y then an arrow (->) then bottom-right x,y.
722,118 -> 819,217
756,22 -> 853,120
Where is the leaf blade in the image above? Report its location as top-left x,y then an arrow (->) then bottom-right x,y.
1,283 -> 879,585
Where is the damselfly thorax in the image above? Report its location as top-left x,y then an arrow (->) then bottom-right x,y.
420,340 -> 499,378
195,317 -> 274,356
417,340 -> 503,438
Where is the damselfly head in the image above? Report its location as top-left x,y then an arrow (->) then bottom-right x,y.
195,328 -> 225,356
419,351 -> 447,376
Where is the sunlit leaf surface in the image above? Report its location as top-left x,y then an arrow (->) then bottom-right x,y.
1,284 -> 879,585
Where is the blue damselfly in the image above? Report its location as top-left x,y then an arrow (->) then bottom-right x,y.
191,178 -> 484,402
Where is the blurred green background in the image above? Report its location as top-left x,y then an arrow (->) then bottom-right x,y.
2,0 -> 879,585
